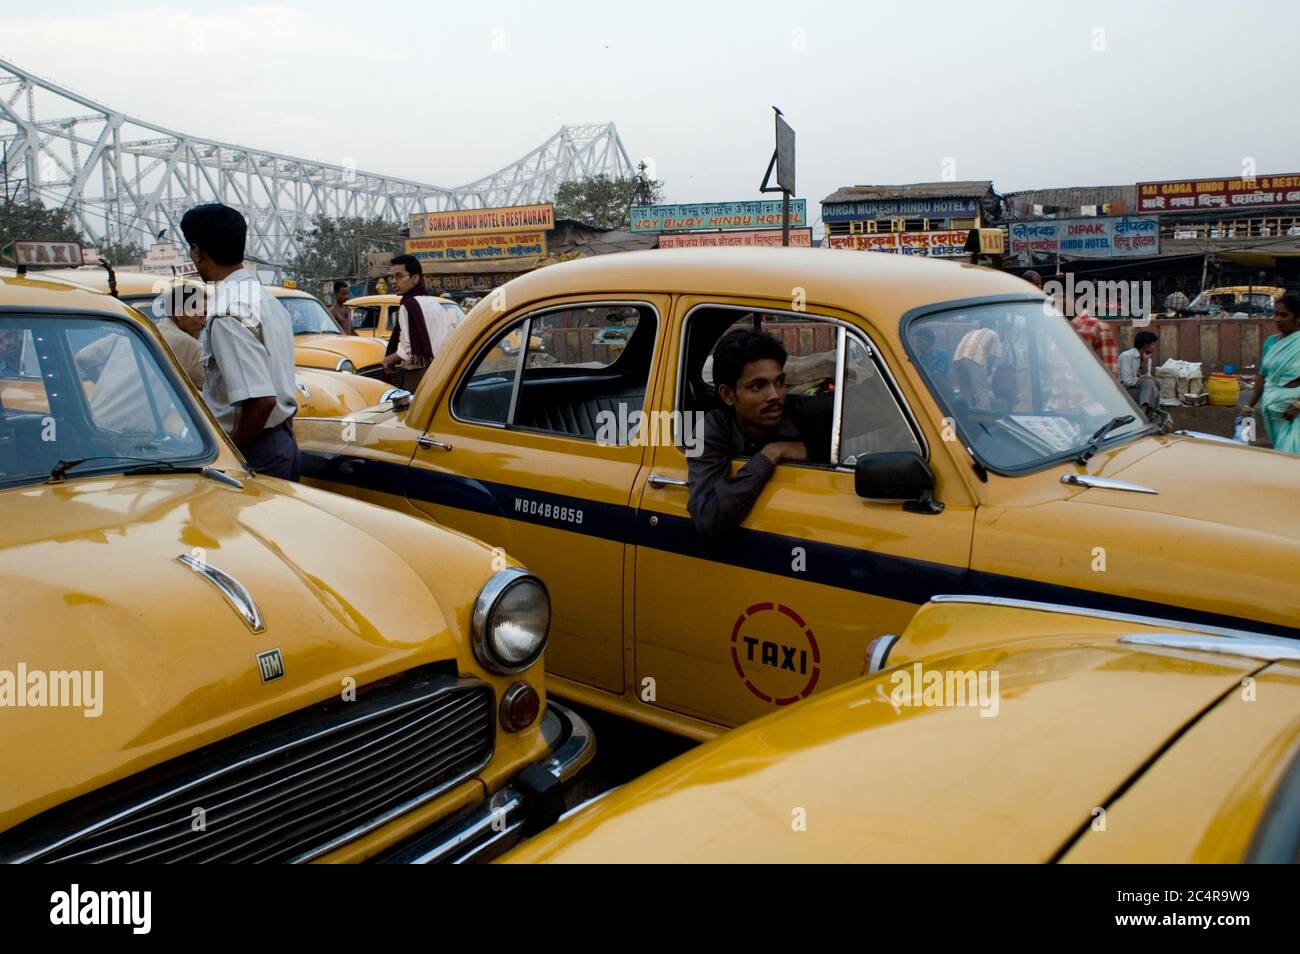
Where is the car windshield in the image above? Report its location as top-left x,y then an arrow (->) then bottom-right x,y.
0,314 -> 213,488
280,296 -> 340,335
906,301 -> 1150,473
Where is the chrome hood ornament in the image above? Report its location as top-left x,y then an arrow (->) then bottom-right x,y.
176,554 -> 267,634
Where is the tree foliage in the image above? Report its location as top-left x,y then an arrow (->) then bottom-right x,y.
553,162 -> 664,229
93,237 -> 145,267
0,197 -> 82,257
0,197 -> 144,268
286,215 -> 405,291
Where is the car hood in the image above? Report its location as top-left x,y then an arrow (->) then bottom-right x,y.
502,631 -> 1260,863
294,334 -> 387,367
1094,435 -> 1299,541
295,368 -> 391,417
1062,435 -> 1300,635
0,474 -> 457,830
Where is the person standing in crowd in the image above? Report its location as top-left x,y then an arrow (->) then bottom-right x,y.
153,282 -> 206,389
912,326 -> 952,382
1066,289 -> 1119,378
1118,330 -> 1161,421
181,203 -> 301,480
382,254 -> 456,392
329,280 -> 356,335
950,321 -> 1002,409
1022,270 -> 1043,289
1241,292 -> 1300,454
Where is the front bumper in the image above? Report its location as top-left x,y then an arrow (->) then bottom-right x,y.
374,700 -> 594,864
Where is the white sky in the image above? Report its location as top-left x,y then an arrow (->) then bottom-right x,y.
3,0 -> 1297,219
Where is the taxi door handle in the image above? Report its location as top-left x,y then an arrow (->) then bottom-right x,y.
647,473 -> 688,489
417,436 -> 453,452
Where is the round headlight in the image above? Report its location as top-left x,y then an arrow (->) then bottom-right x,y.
472,568 -> 549,674
335,358 -> 356,374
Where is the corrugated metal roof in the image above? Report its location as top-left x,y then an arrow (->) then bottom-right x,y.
821,181 -> 994,204
551,219 -> 660,254
1002,185 -> 1137,210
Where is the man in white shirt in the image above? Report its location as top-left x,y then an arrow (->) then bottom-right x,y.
1118,330 -> 1161,421
381,254 -> 456,392
181,203 -> 301,480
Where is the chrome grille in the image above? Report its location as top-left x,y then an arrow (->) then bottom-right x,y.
1,670 -> 493,863
359,365 -> 387,380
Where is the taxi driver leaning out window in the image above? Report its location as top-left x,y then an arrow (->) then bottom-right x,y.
687,329 -> 834,540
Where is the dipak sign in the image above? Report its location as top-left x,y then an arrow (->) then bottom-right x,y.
1008,216 -> 1159,259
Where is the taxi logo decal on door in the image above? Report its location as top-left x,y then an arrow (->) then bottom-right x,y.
730,602 -> 821,705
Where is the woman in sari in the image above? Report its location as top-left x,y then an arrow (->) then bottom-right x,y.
1243,292 -> 1300,454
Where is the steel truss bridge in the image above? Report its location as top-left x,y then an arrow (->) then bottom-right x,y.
0,57 -> 633,271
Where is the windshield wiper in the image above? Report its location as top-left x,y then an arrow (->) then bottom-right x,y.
47,457 -> 241,488
1074,415 -> 1136,465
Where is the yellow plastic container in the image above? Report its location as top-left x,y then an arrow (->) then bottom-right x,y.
1207,373 -> 1240,406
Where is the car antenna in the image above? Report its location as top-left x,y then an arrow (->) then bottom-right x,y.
101,260 -> 118,299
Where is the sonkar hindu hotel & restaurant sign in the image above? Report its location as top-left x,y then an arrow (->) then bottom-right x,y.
410,203 -> 554,237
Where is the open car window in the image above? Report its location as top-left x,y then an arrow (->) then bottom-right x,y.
451,304 -> 657,443
681,307 -> 921,467
349,305 -> 381,331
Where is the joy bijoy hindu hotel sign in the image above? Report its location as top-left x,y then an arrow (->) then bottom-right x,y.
630,200 -> 808,233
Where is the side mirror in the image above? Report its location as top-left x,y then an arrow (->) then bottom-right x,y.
855,452 -> 943,514
381,388 -> 413,410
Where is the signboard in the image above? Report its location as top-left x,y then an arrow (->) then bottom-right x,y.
409,203 -> 554,238
630,199 -> 808,233
140,241 -> 197,276
828,231 -> 969,257
964,228 -> 1005,255
1137,175 -> 1300,213
821,197 -> 979,222
3,240 -> 84,267
658,228 -> 812,249
775,114 -> 796,194
366,251 -> 393,277
406,231 -> 547,263
1007,216 -> 1159,258
436,272 -> 520,291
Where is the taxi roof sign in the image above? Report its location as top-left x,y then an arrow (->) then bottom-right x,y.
3,240 -> 85,267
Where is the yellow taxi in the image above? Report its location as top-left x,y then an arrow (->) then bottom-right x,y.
0,270 -> 592,863
293,366 -> 408,420
347,293 -> 466,342
39,269 -> 390,377
501,596 -> 1300,863
290,247 -> 1300,741
1186,285 -> 1286,316
273,284 -> 389,377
